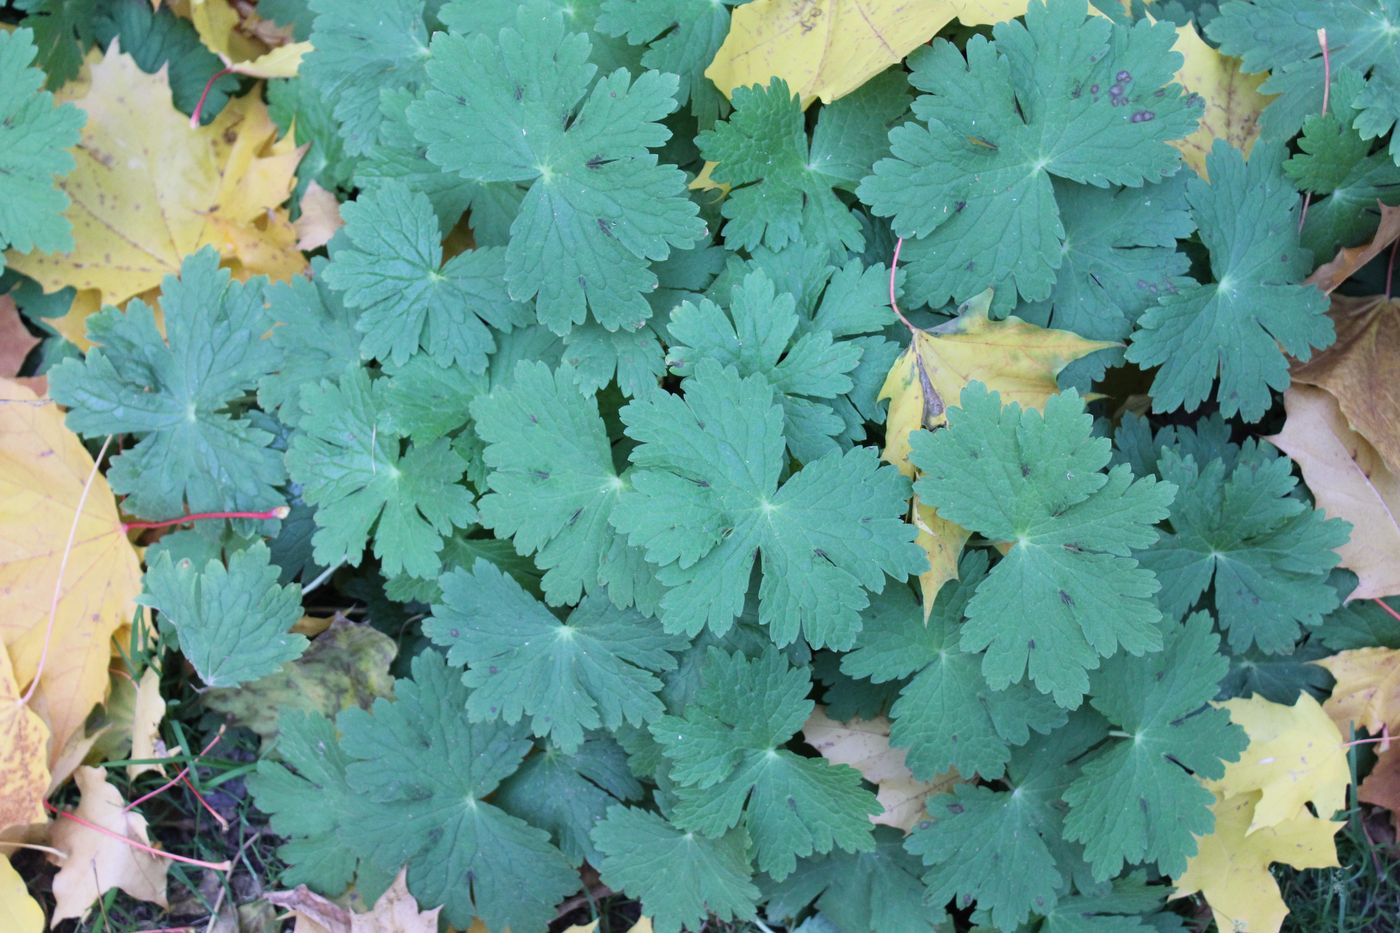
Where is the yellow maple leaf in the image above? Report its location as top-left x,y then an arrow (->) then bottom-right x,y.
6,42 -> 306,307
0,645 -> 50,835
1171,789 -> 1342,933
1209,694 -> 1350,834
707,0 -> 1030,108
1317,646 -> 1400,739
1167,21 -> 1271,178
564,919 -> 654,933
803,706 -> 959,832
47,766 -> 170,923
0,379 -> 144,762
879,290 -> 1113,606
0,854 -> 43,933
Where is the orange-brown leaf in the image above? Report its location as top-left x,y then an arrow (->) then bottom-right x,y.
1305,203 -> 1400,295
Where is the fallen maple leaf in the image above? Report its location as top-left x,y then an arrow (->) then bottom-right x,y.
1292,292 -> 1400,473
266,867 -> 442,933
879,289 -> 1112,606
1208,693 -> 1350,833
0,854 -> 43,933
1171,789 -> 1342,933
1306,203 -> 1400,296
566,919 -> 654,933
1269,385 -> 1400,601
6,42 -> 306,308
0,644 -> 50,835
0,379 -> 143,761
1317,646 -> 1400,739
1168,20 -> 1271,179
707,0 -> 1029,108
47,766 -> 170,923
803,706 -> 960,832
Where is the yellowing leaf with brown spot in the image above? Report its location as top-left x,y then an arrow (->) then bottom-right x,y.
47,766 -> 169,923
1167,21 -> 1271,178
803,706 -> 959,832
707,0 -> 1029,108
1171,790 -> 1342,933
0,645 -> 50,834
1317,646 -> 1400,739
1208,694 -> 1350,833
0,855 -> 43,933
6,43 -> 305,307
879,291 -> 1112,606
0,379 -> 143,762
1269,385 -> 1400,601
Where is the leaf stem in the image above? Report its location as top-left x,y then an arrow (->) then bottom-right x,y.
122,506 -> 289,532
125,726 -> 226,813
43,801 -> 232,871
1373,597 -> 1400,625
189,67 -> 234,128
1298,29 -> 1332,233
888,236 -> 920,336
21,435 -> 113,707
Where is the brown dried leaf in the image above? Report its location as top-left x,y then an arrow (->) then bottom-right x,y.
1305,203 -> 1400,295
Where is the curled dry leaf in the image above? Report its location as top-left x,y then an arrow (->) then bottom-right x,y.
1269,384 -> 1400,601
294,181 -> 345,252
0,379 -> 143,761
803,706 -> 960,832
707,0 -> 1030,107
47,766 -> 170,923
1305,203 -> 1400,296
266,867 -> 441,933
128,667 -> 176,780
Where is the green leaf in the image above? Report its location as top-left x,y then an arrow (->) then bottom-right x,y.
907,712 -> 1107,928
338,650 -> 579,931
595,0 -> 739,128
303,0 -> 431,156
495,737 -> 642,865
593,805 -> 760,933
268,74 -> 356,194
912,383 -> 1175,708
140,543 -> 307,688
615,360 -> 924,648
285,368 -> 476,579
1316,571 -> 1400,650
471,360 -> 643,606
766,826 -> 947,932
696,77 -> 868,256
842,553 -> 1066,780
322,180 -> 529,369
1127,141 -> 1332,422
13,0 -> 97,89
1062,613 -> 1246,878
1208,0 -> 1400,162
0,26 -> 84,274
667,269 -> 863,463
93,0 -> 238,123
1141,444 -> 1347,653
858,0 -> 1198,307
247,711 -> 367,894
1283,69 -> 1400,260
48,249 -> 285,519
409,4 -> 705,333
652,648 -> 879,880
258,257 -> 362,427
1013,176 -> 1193,351
424,559 -> 686,752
